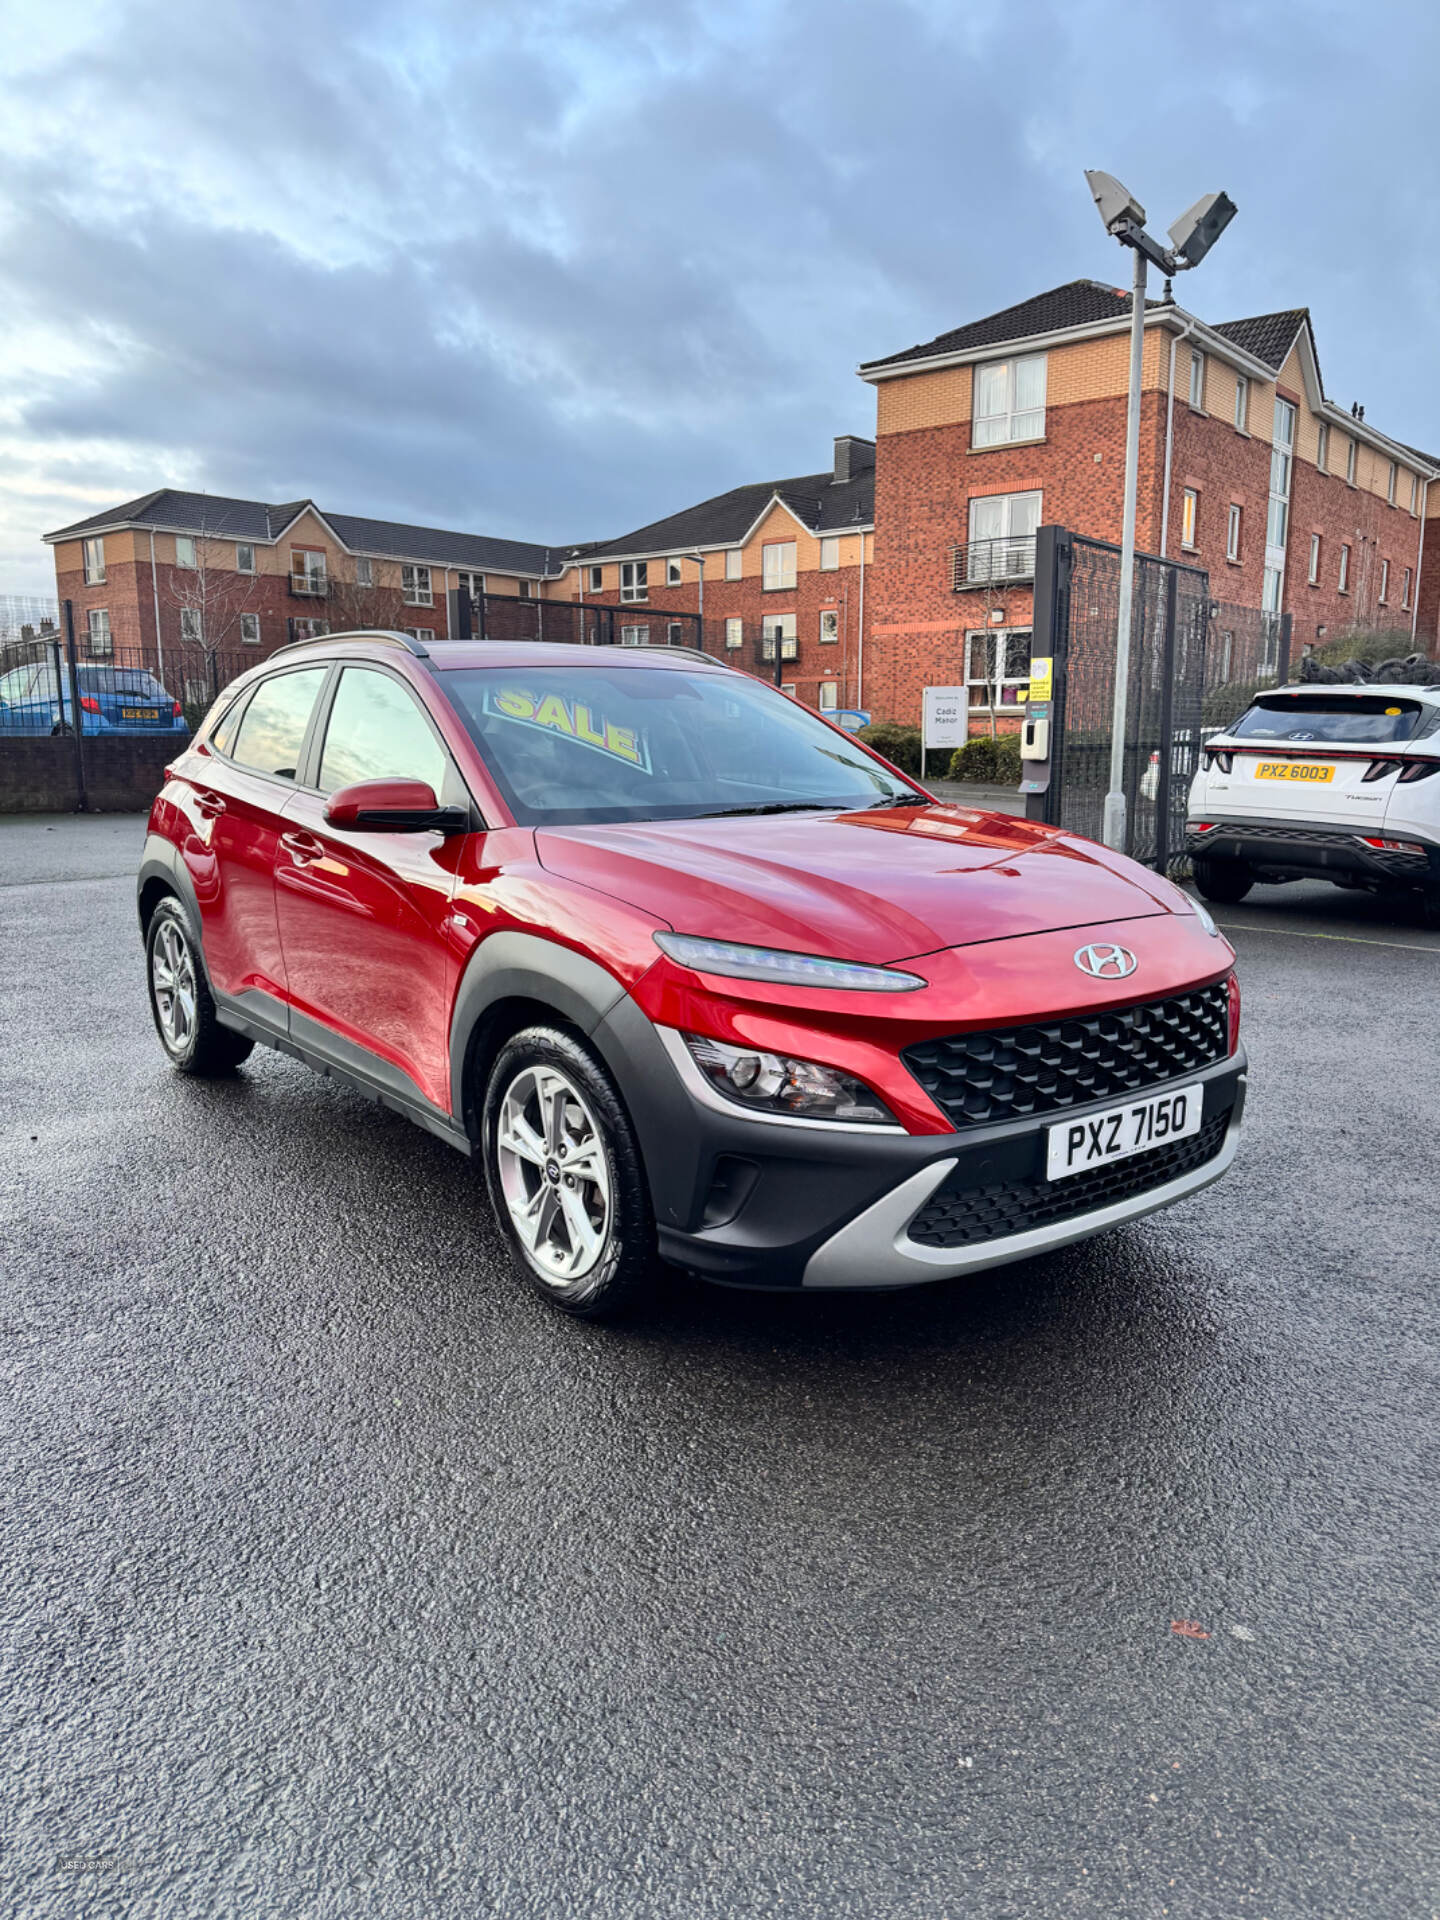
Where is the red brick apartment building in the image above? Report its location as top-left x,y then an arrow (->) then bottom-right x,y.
43,279 -> 1440,735
857,281 -> 1438,730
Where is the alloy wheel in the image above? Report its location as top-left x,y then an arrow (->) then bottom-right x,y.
495,1064 -> 612,1283
151,919 -> 197,1053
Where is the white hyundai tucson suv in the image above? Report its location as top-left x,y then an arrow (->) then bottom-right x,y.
1186,683 -> 1440,922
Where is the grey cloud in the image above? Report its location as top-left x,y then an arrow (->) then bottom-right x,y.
3,0 -> 1439,595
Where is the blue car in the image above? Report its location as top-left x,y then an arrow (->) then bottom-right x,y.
0,660 -> 190,736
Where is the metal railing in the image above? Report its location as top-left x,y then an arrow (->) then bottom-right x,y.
950,534 -> 1038,590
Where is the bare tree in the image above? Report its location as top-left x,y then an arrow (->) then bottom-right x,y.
321,567 -> 393,635
169,519 -> 262,656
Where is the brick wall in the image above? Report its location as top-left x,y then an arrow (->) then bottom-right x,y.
0,735 -> 176,813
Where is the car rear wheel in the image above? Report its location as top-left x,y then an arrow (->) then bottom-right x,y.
482,1026 -> 654,1318
145,897 -> 254,1076
1192,856 -> 1254,904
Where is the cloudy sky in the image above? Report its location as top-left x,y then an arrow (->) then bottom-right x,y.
3,0 -> 1437,595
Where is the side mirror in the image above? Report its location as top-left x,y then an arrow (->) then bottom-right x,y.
324,778 -> 469,834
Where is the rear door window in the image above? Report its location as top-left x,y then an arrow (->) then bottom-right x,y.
317,667 -> 449,796
229,668 -> 327,780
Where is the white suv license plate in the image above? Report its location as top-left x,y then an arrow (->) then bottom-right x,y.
1045,1085 -> 1202,1182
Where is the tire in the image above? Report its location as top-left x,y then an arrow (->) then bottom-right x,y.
145,896 -> 254,1076
1192,856 -> 1254,904
481,1025 -> 655,1318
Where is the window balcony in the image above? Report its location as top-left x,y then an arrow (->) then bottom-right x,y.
950,535 -> 1037,590
288,573 -> 328,599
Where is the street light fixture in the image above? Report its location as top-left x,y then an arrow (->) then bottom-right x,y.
1083,169 -> 1237,852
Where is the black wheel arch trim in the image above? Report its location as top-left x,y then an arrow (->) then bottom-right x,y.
137,833 -> 203,938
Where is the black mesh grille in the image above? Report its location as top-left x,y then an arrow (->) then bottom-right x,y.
902,982 -> 1229,1130
907,1109 -> 1231,1249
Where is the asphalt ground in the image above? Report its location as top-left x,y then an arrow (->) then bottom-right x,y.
1,812 -> 1437,1920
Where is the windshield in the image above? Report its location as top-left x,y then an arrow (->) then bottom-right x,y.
77,668 -> 169,698
441,665 -> 920,825
1230,694 -> 1424,746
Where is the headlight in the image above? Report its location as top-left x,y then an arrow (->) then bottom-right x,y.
655,931 -> 924,993
1190,898 -> 1221,937
682,1032 -> 896,1124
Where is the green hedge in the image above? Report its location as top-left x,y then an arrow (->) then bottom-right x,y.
947,735 -> 1022,784
855,723 -> 954,779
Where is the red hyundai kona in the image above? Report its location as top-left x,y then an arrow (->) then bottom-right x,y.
138,632 -> 1244,1316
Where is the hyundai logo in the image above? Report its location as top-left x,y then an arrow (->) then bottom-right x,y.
1073,942 -> 1138,979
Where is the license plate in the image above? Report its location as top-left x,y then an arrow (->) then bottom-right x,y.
1046,1085 -> 1203,1182
1254,760 -> 1333,783
121,707 -> 160,720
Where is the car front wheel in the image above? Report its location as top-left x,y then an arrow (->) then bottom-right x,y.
1192,855 -> 1253,904
482,1026 -> 654,1318
145,897 -> 254,1075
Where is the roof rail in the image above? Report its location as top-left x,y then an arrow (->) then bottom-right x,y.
267,627 -> 431,661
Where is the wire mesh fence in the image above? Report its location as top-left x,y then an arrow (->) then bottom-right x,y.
0,636 -> 256,736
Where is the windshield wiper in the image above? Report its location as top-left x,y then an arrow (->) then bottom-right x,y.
849,792 -> 931,809
693,801 -> 841,818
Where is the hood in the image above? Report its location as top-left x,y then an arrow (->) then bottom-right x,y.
536,805 -> 1186,965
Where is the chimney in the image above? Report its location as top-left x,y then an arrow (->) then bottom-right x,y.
832,435 -> 875,485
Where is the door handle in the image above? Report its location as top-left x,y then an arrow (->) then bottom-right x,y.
193,790 -> 226,819
280,830 -> 325,864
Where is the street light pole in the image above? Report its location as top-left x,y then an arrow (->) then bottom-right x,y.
1084,172 -> 1236,853
1104,242 -> 1149,852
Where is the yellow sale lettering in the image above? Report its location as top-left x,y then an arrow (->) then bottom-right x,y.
483,687 -> 651,772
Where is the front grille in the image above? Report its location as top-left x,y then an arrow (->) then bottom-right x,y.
908,1108 -> 1231,1249
902,982 -> 1229,1130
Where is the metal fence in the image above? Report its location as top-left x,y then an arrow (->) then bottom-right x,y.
1034,528 -> 1302,872
0,595 -> 60,648
0,635 -> 257,737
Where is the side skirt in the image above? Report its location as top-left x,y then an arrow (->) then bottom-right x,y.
213,987 -> 473,1157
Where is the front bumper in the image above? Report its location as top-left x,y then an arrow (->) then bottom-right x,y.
594,994 -> 1246,1291
1187,814 -> 1440,885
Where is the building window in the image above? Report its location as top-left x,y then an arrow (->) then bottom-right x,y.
620,624 -> 650,646
1188,350 -> 1206,410
972,352 -> 1046,447
240,612 -> 261,645
588,565 -> 603,592
819,609 -> 839,644
965,490 -> 1041,581
1403,566 -> 1413,609
1410,474 -> 1420,514
761,613 -> 797,662
1387,462 -> 1398,506
964,630 -> 1032,711
725,549 -> 742,581
1308,533 -> 1322,584
1345,438 -> 1357,485
1226,503 -> 1242,562
1339,544 -> 1351,592
87,608 -> 112,654
356,556 -> 373,588
288,617 -> 328,641
818,681 -> 838,712
1379,558 -> 1390,604
83,537 -> 105,584
762,542 -> 797,591
667,621 -> 684,645
455,570 -> 483,601
236,542 -> 256,574
819,536 -> 840,571
620,561 -> 648,603
724,617 -> 743,650
403,627 -> 436,642
666,559 -> 683,586
1316,423 -> 1329,473
1181,489 -> 1199,549
180,608 -> 202,642
517,580 -> 532,599
290,548 -> 326,594
175,535 -> 197,569
1233,376 -> 1248,431
401,563 -> 432,606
